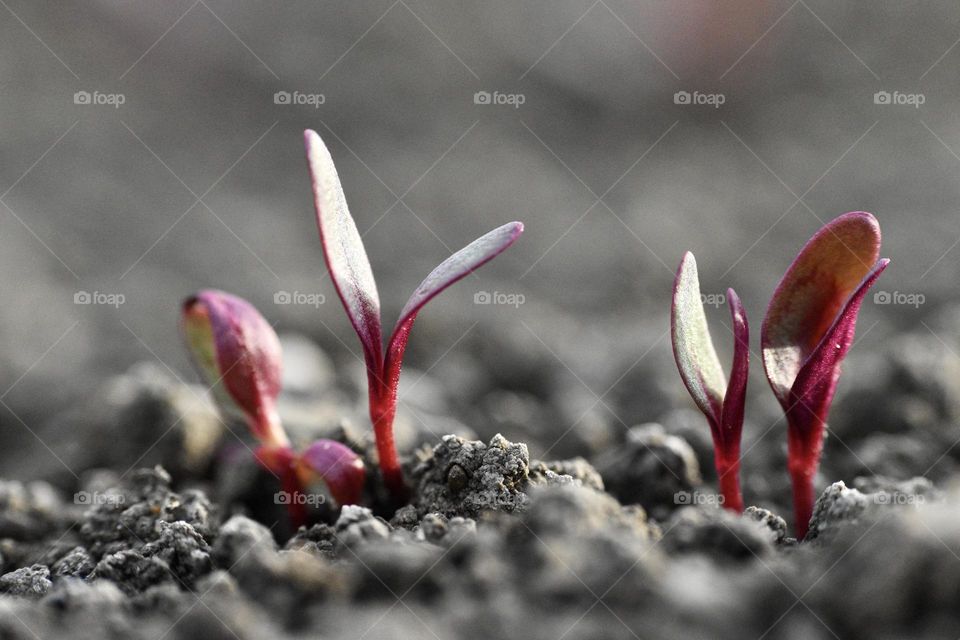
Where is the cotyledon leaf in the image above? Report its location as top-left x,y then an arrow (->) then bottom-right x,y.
671,251 -> 726,429
761,211 -> 882,407
384,221 -> 525,376
304,129 -> 383,371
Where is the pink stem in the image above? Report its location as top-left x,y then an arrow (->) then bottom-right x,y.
256,445 -> 308,529
280,465 -> 308,529
369,387 -> 407,500
715,455 -> 744,513
787,415 -> 824,539
790,467 -> 815,540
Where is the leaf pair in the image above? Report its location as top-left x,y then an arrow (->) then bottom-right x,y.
303,130 -> 523,497
182,290 -> 366,521
761,212 -> 888,433
671,253 -> 748,512
761,211 -> 888,537
671,211 -> 888,536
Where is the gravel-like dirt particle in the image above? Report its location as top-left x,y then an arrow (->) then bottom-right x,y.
141,520 -> 211,586
42,577 -> 126,611
418,513 -> 477,544
334,505 -> 392,546
805,476 -> 936,545
411,434 -> 532,518
522,483 -> 657,541
853,475 -> 940,501
0,480 -> 71,540
530,457 -> 604,491
593,423 -> 702,520
93,550 -> 173,595
51,546 -> 95,578
212,515 -> 276,567
661,507 -> 779,559
743,506 -> 788,544
79,466 -> 216,563
0,564 -> 52,598
805,482 -> 871,542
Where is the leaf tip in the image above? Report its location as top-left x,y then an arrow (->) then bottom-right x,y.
725,286 -> 744,315
303,128 -> 320,147
673,251 -> 697,296
837,210 -> 879,228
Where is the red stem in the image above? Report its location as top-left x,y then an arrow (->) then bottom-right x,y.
786,414 -> 825,540
280,465 -> 308,529
255,445 -> 308,529
790,467 -> 815,540
715,456 -> 744,513
369,387 -> 407,500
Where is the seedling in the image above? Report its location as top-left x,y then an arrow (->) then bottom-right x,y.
182,289 -> 365,527
671,252 -> 748,512
762,212 -> 888,538
303,129 -> 524,499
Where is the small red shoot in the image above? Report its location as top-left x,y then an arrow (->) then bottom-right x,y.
182,290 -> 288,452
671,252 -> 748,513
761,211 -> 889,539
181,290 -> 365,527
297,440 -> 366,507
304,129 -> 524,500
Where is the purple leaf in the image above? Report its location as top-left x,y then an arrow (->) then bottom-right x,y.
760,211 -> 888,538
671,254 -> 749,513
761,211 -> 882,406
298,439 -> 366,506
788,259 -> 889,432
304,129 -> 383,373
720,287 -> 749,454
384,221 -> 525,384
181,290 -> 288,448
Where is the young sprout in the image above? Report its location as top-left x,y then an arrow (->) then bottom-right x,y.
303,130 -> 524,500
761,212 -> 888,538
182,290 -> 287,453
181,289 -> 365,526
671,253 -> 748,513
297,440 -> 366,508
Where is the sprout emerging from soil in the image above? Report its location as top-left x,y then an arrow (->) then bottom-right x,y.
181,289 -> 365,526
303,129 -> 524,500
671,252 -> 748,513
762,212 -> 889,539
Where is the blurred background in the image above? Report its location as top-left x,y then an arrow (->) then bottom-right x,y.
2,1 -> 960,500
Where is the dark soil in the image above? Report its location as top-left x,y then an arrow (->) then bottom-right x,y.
2,325 -> 960,640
